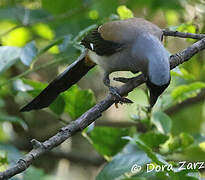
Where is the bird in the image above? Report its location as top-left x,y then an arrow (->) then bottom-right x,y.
20,18 -> 170,112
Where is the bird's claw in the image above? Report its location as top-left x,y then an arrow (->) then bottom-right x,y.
109,86 -> 133,104
109,86 -> 121,99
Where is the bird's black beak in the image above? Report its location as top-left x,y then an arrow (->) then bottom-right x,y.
146,79 -> 170,108
149,89 -> 159,108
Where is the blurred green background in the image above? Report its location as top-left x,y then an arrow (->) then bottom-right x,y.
0,0 -> 205,180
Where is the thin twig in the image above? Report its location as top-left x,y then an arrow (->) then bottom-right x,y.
163,29 -> 205,40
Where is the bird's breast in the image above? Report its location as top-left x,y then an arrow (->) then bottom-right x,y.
87,49 -> 142,73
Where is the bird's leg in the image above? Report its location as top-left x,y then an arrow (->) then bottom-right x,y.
113,71 -> 140,83
103,72 -> 121,98
103,72 -> 133,104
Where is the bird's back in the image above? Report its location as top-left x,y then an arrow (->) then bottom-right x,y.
99,18 -> 163,43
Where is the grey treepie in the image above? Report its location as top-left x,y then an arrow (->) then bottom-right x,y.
20,18 -> 170,112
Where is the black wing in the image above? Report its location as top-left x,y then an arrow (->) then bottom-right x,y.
81,28 -> 124,56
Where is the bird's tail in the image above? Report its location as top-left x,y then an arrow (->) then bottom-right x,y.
20,50 -> 95,112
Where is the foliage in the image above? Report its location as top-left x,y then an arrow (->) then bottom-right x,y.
0,0 -> 205,180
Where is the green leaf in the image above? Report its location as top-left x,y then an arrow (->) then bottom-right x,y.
139,132 -> 169,149
182,144 -> 205,161
42,0 -> 82,14
168,136 -> 181,151
23,79 -> 47,90
171,67 -> 195,80
91,0 -> 119,17
13,79 -> 33,92
179,133 -> 194,148
96,143 -> 151,180
177,23 -> 196,34
124,137 -> 166,166
23,166 -> 53,180
122,178 -> 146,180
170,171 -> 199,180
20,41 -> 37,66
0,113 -> 28,130
171,82 -> 205,102
0,46 -> 21,74
151,111 -> 172,134
117,5 -> 134,20
49,95 -> 65,115
168,133 -> 194,151
63,85 -> 96,119
87,127 -> 129,157
22,80 -> 95,116
0,143 -> 22,164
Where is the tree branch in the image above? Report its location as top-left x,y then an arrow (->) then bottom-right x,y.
0,31 -> 205,180
162,29 -> 205,40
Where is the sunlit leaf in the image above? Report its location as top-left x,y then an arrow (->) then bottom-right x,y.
171,82 -> 205,102
117,5 -> 134,20
22,79 -> 47,90
88,10 -> 99,20
13,79 -> 33,92
48,45 -> 60,54
32,23 -> 54,40
177,23 -> 197,42
199,142 -> 205,151
177,23 -> 196,34
20,41 -> 38,66
0,21 -> 16,35
0,46 -> 21,74
165,10 -> 179,25
2,27 -> 32,47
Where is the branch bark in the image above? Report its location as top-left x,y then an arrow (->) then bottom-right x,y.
162,29 -> 205,40
0,30 -> 205,180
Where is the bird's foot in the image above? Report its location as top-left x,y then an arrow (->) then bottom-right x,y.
113,77 -> 135,83
103,73 -> 133,106
109,86 -> 133,106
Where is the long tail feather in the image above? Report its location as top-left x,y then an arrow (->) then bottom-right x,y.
20,50 -> 95,112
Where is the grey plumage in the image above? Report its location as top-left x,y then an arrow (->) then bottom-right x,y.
20,18 -> 170,112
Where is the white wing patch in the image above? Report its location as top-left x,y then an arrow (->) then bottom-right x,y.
90,43 -> 94,50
